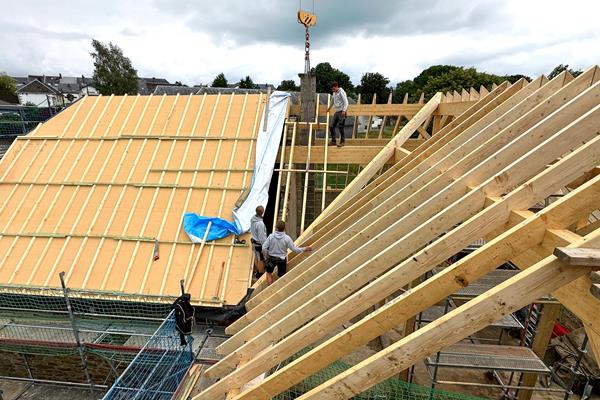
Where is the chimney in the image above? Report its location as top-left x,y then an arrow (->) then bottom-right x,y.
299,72 -> 316,120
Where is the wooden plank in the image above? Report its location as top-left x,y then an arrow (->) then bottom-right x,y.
291,73 -> 571,264
351,93 -> 360,138
294,252 -> 598,400
322,95 -> 331,211
203,131 -> 600,392
241,74 -> 564,318
553,247 -> 600,267
281,123 -> 297,222
304,93 -> 441,230
517,303 -> 561,400
230,88 -> 598,340
221,87 -> 600,353
243,80 -> 524,310
279,145 -> 392,164
290,80 -> 518,251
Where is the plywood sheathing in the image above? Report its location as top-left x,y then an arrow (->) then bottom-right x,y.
0,93 -> 266,306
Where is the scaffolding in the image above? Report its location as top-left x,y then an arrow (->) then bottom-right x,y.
102,310 -> 194,400
0,271 -> 170,396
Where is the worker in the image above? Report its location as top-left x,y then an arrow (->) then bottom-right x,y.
262,220 -> 312,285
250,205 -> 268,279
172,293 -> 194,346
326,81 -> 349,147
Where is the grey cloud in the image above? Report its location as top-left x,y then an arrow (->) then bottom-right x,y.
1,21 -> 89,41
152,0 -> 510,47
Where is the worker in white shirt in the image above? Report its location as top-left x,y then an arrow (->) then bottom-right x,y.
326,81 -> 349,147
262,220 -> 313,285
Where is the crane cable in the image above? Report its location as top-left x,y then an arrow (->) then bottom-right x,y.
298,0 -> 316,138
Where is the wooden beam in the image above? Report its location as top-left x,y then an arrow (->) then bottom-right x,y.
243,76 -> 546,312
299,93 -> 442,238
517,303 -> 561,400
221,90 -> 600,356
289,80 -> 522,254
279,145 -> 394,165
294,247 -> 599,400
242,73 -> 576,319
222,92 -> 600,350
201,130 -> 600,396
553,247 -> 600,266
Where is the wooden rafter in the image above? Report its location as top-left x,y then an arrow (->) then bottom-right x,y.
193,66 -> 600,400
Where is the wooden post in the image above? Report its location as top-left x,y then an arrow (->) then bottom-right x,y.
352,93 -> 361,139
517,303 -> 561,400
365,93 -> 376,138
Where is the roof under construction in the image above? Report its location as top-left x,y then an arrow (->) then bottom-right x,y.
0,93 -> 266,307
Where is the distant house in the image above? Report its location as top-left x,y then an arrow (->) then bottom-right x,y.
11,74 -> 171,102
16,79 -> 65,107
227,82 -> 275,91
138,77 -> 171,94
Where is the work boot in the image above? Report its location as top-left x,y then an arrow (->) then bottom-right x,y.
337,142 -> 345,147
329,141 -> 336,146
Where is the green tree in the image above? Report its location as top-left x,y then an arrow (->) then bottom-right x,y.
211,73 -> 228,88
501,74 -> 531,84
394,65 -> 515,102
421,67 -> 504,100
313,62 -> 353,94
239,75 -> 257,89
356,72 -> 390,104
277,80 -> 299,91
548,64 -> 583,80
0,73 -> 18,104
90,39 -> 138,95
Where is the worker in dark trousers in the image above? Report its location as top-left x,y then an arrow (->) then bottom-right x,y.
173,293 -> 194,346
326,81 -> 349,147
250,205 -> 268,279
262,220 -> 312,285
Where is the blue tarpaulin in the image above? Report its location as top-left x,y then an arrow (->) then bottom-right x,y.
182,214 -> 240,242
182,91 -> 290,243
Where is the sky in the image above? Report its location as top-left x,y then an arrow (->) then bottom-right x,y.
1,0 -> 599,87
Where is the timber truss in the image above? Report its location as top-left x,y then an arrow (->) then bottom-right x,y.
194,66 -> 600,399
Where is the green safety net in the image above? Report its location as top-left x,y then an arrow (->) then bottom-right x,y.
274,348 -> 487,400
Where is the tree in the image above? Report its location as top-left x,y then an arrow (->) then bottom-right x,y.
356,72 -> 390,104
313,62 -> 354,94
394,65 -> 516,103
0,73 -> 17,104
239,75 -> 257,89
211,73 -> 228,88
277,80 -> 299,91
90,39 -> 138,95
548,64 -> 583,80
420,67 -> 504,100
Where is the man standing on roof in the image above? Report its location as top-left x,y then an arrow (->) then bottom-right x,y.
326,81 -> 349,147
250,205 -> 268,280
262,220 -> 312,285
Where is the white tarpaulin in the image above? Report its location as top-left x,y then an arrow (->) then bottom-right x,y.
183,91 -> 290,242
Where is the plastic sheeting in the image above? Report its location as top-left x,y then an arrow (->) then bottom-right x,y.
183,91 -> 290,243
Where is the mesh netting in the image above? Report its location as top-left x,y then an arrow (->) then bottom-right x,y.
0,290 -> 172,320
274,348 -> 486,400
0,296 -> 163,359
102,310 -> 194,400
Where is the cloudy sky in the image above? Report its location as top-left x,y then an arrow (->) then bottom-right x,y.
1,0 -> 599,86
